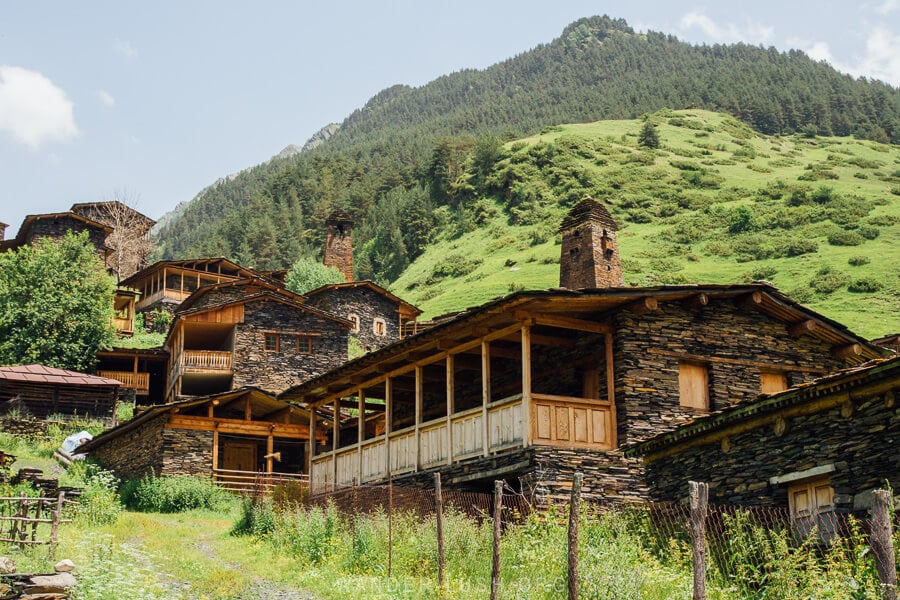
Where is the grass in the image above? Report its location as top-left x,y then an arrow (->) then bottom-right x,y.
390,110 -> 899,338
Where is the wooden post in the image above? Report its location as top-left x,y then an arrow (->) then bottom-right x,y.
482,340 -> 490,457
689,481 -> 708,600
435,472 -> 445,591
568,472 -> 583,600
446,355 -> 454,465
333,398 -> 339,489
491,480 -> 503,600
415,366 -> 423,470
50,491 -> 64,560
385,377 -> 392,478
358,389 -> 365,485
266,433 -> 274,473
212,428 -> 219,474
388,476 -> 394,578
521,325 -> 532,448
872,489 -> 898,600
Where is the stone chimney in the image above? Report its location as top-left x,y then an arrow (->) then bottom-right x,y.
559,197 -> 623,289
324,209 -> 354,282
0,222 -> 6,241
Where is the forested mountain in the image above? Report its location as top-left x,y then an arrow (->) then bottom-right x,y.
154,16 -> 900,290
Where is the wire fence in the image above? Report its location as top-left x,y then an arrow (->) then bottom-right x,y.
297,475 -> 899,599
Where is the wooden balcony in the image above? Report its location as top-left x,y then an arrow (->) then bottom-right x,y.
212,469 -> 309,494
113,317 -> 134,335
182,350 -> 232,371
98,370 -> 150,394
136,288 -> 192,311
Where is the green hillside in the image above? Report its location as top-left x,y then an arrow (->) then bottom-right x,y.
153,16 -> 900,282
389,110 -> 899,338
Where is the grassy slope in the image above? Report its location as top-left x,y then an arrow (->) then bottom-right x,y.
391,110 -> 899,338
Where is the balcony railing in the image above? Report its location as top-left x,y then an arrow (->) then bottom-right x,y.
136,288 -> 193,311
112,317 -> 134,334
182,350 -> 232,371
212,469 -> 309,494
98,370 -> 150,393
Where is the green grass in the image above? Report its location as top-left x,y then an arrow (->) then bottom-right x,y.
391,109 -> 899,338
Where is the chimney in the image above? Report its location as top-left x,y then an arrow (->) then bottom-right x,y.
323,209 -> 354,282
559,197 -> 623,289
0,222 -> 6,241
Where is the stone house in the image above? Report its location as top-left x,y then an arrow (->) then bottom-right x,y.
627,356 -> 898,529
0,212 -> 112,264
0,365 -> 121,422
165,277 -> 351,401
279,198 -> 884,502
70,201 -> 156,281
304,281 -> 422,352
77,387 -> 321,485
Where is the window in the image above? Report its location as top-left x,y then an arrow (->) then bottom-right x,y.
760,371 -> 788,395
348,313 -> 360,333
296,334 -> 314,354
789,479 -> 836,543
678,361 -> 709,410
263,332 -> 279,352
373,318 -> 386,337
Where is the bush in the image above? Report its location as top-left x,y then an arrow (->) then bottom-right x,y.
857,225 -> 880,240
73,463 -> 123,526
427,254 -> 482,283
848,277 -> 883,293
827,230 -> 865,246
848,255 -> 870,266
121,474 -> 233,513
810,267 -> 848,294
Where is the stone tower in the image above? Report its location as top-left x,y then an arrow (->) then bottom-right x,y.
324,209 -> 354,282
0,222 -> 6,241
558,197 -> 623,289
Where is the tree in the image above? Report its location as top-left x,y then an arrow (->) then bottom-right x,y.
0,231 -> 116,371
638,120 -> 660,149
74,191 -> 155,282
284,258 -> 345,295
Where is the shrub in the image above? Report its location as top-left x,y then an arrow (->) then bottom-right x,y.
742,266 -> 777,282
848,277 -> 883,293
728,206 -> 755,234
427,253 -> 482,283
848,255 -> 870,266
121,474 -> 233,513
857,225 -> 880,240
810,267 -> 848,294
827,230 -> 865,246
776,238 -> 818,257
73,463 -> 123,526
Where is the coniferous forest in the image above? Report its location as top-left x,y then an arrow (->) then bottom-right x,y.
153,16 -> 900,292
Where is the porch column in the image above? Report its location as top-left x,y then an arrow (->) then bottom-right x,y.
266,430 -> 274,473
446,355 -> 454,465
521,325 -> 532,448
358,388 -> 364,485
308,405 -> 316,470
332,397 -> 338,490
385,377 -> 392,476
212,427 -> 219,473
605,332 -> 617,447
415,366 -> 422,470
481,340 -> 490,457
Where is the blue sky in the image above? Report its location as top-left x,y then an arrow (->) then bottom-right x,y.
1,1 -> 898,233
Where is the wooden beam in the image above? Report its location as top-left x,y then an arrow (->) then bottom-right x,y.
625,297 -> 658,316
647,348 -> 828,373
521,325 -> 532,448
735,290 -> 763,310
831,343 -> 862,360
787,319 -> 817,338
482,340 -> 490,458
682,293 -> 708,311
516,312 -> 614,335
245,396 -> 252,421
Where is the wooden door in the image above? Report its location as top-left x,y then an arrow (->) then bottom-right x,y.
223,441 -> 258,472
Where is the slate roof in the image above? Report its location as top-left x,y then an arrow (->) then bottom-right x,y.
0,365 -> 121,387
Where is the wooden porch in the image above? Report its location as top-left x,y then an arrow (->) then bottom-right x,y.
98,370 -> 150,394
212,468 -> 309,494
307,320 -> 616,493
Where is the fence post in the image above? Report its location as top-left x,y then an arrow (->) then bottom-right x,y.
568,472 -> 583,600
689,481 -> 708,600
872,489 -> 897,600
490,480 -> 503,600
435,472 -> 445,591
50,491 -> 65,560
388,478 -> 394,578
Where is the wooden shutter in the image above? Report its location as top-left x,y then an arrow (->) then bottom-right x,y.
679,362 -> 709,410
760,371 -> 788,395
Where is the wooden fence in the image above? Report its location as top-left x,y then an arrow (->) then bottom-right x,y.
212,469 -> 309,495
0,492 -> 74,558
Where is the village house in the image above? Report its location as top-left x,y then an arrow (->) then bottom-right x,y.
279,198 -> 885,502
164,277 -> 351,402
0,212 -> 112,264
95,347 -> 169,406
70,201 -> 156,281
627,356 -> 899,534
76,387 -> 319,490
0,364 -> 122,423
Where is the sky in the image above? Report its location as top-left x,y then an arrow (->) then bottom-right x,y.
1,1 -> 898,234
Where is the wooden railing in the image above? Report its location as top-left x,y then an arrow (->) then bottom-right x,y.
136,288 -> 193,310
112,316 -> 134,334
313,395 -> 527,492
530,393 -> 614,450
212,469 -> 309,494
182,350 -> 232,371
98,370 -> 150,393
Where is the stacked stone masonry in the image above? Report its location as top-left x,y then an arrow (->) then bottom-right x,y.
305,286 -> 403,352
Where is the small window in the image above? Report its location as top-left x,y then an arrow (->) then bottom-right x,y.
296,335 -> 314,354
678,361 -> 709,410
760,371 -> 788,395
264,333 -> 279,352
789,479 -> 836,543
348,314 -> 360,333
373,318 -> 386,337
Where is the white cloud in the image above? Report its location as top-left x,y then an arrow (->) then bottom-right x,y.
793,26 -> 900,86
679,11 -> 775,45
97,90 -> 115,107
0,66 -> 78,149
875,0 -> 898,15
113,38 -> 138,59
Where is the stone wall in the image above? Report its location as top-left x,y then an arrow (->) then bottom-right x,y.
613,302 -> 847,446
0,417 -> 51,438
305,286 -> 401,352
644,393 -> 899,510
24,216 -> 108,262
89,415 -> 165,480
160,428 -> 213,477
232,298 -> 348,392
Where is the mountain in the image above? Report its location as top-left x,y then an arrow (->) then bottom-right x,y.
151,16 -> 899,335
